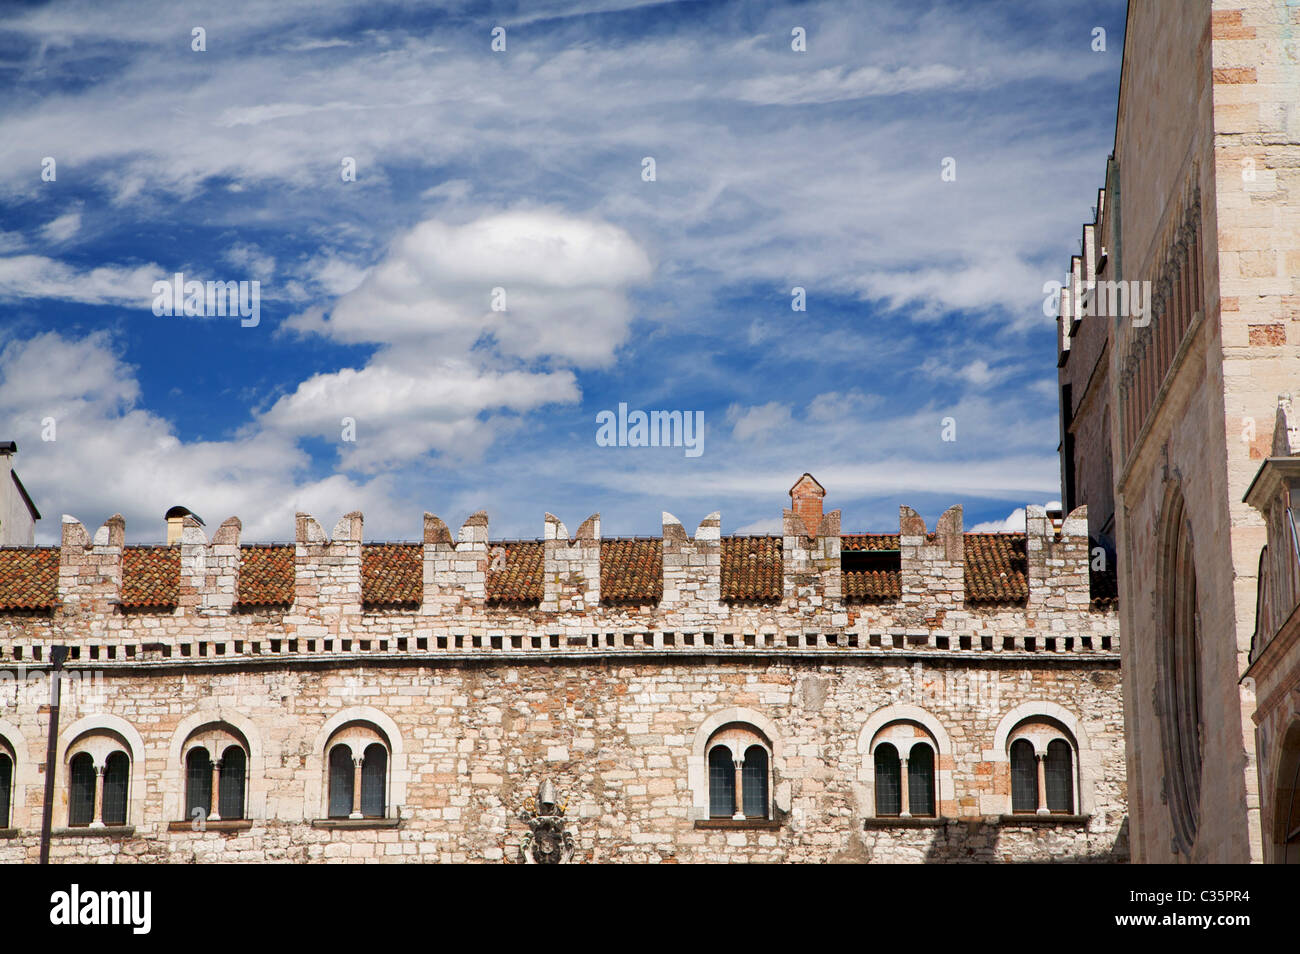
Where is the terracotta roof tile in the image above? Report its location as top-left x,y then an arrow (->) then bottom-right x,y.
362,544 -> 422,607
840,534 -> 900,551
843,568 -> 901,602
0,547 -> 59,610
486,540 -> 543,604
120,546 -> 179,609
1090,564 -> 1118,608
721,536 -> 782,602
964,533 -> 1028,605
237,545 -> 294,607
601,538 -> 662,604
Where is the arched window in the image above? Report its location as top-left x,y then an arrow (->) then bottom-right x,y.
1045,739 -> 1074,813
323,722 -> 391,821
1270,720 -> 1300,864
179,724 -> 251,822
702,723 -> 772,822
1158,488 -> 1203,852
102,751 -> 129,826
908,744 -> 936,817
68,752 -> 96,827
360,743 -> 386,818
185,748 -> 212,819
708,745 -> 735,818
874,744 -> 901,816
868,719 -> 943,819
742,745 -> 769,818
218,745 -> 247,820
0,751 -> 12,829
1010,739 -> 1038,813
328,745 -> 353,819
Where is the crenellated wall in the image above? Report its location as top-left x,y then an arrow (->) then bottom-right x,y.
0,502 -> 1115,660
0,489 -> 1124,863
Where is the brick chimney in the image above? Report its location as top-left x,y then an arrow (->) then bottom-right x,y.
789,473 -> 825,538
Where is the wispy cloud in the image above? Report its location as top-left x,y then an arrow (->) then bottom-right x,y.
0,0 -> 1124,541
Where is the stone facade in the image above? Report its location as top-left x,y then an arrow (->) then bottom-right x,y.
1056,0 -> 1300,863
1242,404 -> 1300,863
0,478 -> 1126,863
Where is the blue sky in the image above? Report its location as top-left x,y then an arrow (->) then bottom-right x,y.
0,0 -> 1125,544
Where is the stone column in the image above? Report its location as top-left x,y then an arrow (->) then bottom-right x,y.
350,757 -> 364,819
90,764 -> 105,828
209,757 -> 221,820
899,754 -> 912,819
1036,754 -> 1049,815
732,756 -> 745,820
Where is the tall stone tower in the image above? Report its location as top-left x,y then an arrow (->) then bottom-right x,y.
1057,0 -> 1300,863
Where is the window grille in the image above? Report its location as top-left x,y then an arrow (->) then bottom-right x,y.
68,753 -> 96,826
1011,739 -> 1038,812
908,744 -> 936,817
874,744 -> 901,815
102,751 -> 129,826
708,746 -> 735,817
361,743 -> 386,818
1045,740 -> 1074,813
328,745 -> 353,818
185,748 -> 212,819
742,745 -> 768,818
218,746 -> 246,820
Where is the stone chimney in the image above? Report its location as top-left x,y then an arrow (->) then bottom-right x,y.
165,505 -> 204,545
789,473 -> 826,538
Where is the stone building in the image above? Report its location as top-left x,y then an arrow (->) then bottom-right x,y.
0,476 -> 1125,863
1243,402 -> 1300,863
1056,0 -> 1300,862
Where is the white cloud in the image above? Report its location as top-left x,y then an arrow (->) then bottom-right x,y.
730,64 -> 967,106
970,501 -> 1061,532
806,390 -> 880,423
0,331 -> 411,543
267,209 -> 650,468
0,255 -> 160,306
223,242 -> 276,281
40,211 -> 81,243
726,401 -> 793,443
922,356 -> 1017,389
257,357 -> 580,472
289,210 -> 652,365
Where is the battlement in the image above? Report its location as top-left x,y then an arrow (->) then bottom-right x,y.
0,479 -> 1118,662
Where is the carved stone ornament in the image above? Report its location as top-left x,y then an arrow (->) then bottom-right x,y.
518,779 -> 576,864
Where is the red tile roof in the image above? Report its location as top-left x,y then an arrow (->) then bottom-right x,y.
964,533 -> 1028,605
0,529 -> 1115,614
721,536 -> 782,602
841,534 -> 900,551
120,546 -> 180,609
486,540 -> 543,604
362,544 -> 422,607
843,568 -> 902,602
237,545 -> 294,607
601,538 -> 662,604
0,547 -> 58,610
